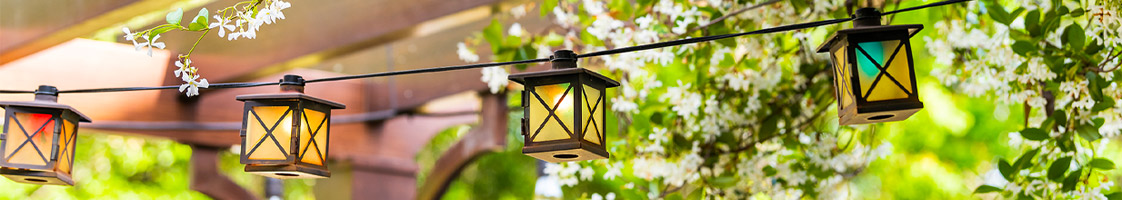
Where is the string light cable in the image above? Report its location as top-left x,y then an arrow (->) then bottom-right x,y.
0,0 -> 970,94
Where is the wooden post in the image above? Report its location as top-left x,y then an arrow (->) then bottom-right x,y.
190,145 -> 258,200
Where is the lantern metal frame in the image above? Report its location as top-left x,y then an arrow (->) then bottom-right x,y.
816,8 -> 925,125
509,50 -> 620,163
0,85 -> 90,185
236,75 -> 344,179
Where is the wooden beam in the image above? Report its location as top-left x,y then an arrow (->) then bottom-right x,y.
190,145 -> 258,200
0,0 -> 195,65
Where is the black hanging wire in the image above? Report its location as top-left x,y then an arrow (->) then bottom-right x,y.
0,0 -> 969,94
304,58 -> 551,83
56,82 -> 279,93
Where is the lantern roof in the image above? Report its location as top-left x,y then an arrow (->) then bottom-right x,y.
815,24 -> 924,53
0,100 -> 92,122
508,68 -> 621,87
235,93 -> 347,109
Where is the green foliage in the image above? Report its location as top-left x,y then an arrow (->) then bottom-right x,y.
166,8 -> 184,26
0,133 -> 209,199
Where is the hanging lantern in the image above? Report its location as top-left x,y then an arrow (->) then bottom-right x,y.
817,8 -> 924,125
0,85 -> 91,185
509,50 -> 620,163
236,75 -> 344,179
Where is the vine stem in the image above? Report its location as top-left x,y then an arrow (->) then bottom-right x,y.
184,28 -> 211,58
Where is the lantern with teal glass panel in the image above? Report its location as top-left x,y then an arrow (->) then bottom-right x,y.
817,8 -> 924,125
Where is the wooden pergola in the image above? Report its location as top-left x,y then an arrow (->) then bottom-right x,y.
0,0 -> 546,199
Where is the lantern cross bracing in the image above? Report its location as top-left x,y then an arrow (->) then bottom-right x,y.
237,75 -> 343,179
0,85 -> 90,185
510,50 -> 619,163
817,8 -> 925,125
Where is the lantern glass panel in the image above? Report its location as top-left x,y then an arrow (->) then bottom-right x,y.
299,109 -> 327,166
246,106 -> 293,160
832,47 -> 853,107
57,120 -> 76,174
530,83 -> 575,142
581,85 -> 603,145
4,113 -> 54,166
854,40 -> 913,101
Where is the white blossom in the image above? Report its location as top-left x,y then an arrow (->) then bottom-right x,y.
122,27 -> 140,47
209,15 -> 236,37
480,66 -> 508,94
508,23 -> 524,37
173,58 -> 192,78
456,42 -> 479,62
178,73 -> 209,97
510,5 -> 527,19
136,34 -> 166,57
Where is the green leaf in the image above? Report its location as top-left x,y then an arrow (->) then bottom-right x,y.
758,115 -> 779,140
973,185 -> 1003,194
1092,98 -> 1115,112
1011,41 -> 1035,56
1062,24 -> 1086,51
1057,136 -> 1076,152
709,175 -> 737,188
188,8 -> 209,31
149,25 -> 179,38
985,2 -> 1014,25
166,8 -> 184,25
763,165 -> 777,176
1052,110 -> 1068,127
1087,72 -> 1105,101
1106,192 -> 1122,200
1025,10 -> 1041,37
1013,148 -> 1039,169
649,112 -> 665,125
999,159 -> 1015,180
1086,41 -> 1104,55
1071,8 -> 1085,17
482,19 -> 504,47
1048,157 -> 1072,181
1061,169 -> 1080,191
1019,128 -> 1050,141
1089,158 -> 1115,170
1077,124 -> 1103,141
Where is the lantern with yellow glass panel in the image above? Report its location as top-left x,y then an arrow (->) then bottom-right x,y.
237,75 -> 344,179
817,8 -> 924,125
0,85 -> 90,185
509,50 -> 620,163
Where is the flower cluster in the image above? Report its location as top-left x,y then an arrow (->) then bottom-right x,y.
121,0 -> 291,97
211,0 -> 291,40
926,1 -> 1121,198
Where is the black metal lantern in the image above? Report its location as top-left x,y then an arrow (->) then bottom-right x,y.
236,75 -> 344,179
817,8 -> 924,125
509,50 -> 620,163
0,85 -> 91,185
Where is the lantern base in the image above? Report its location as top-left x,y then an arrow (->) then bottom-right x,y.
840,101 -> 923,125
0,168 -> 73,185
523,140 -> 609,163
245,164 -> 329,179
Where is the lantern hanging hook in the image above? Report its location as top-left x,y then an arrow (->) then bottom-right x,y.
279,75 -> 306,93
34,85 -> 58,102
550,50 -> 578,69
852,7 -> 882,27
